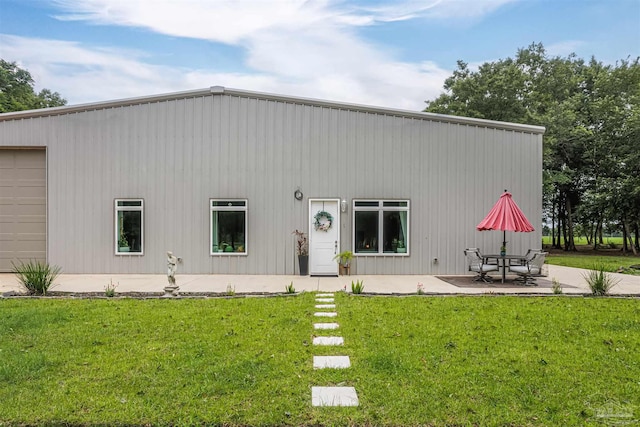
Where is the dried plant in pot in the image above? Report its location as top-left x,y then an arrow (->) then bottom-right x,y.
292,229 -> 309,275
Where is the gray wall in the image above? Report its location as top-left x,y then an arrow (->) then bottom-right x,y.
0,91 -> 543,274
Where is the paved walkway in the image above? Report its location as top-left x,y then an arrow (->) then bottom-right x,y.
1,265 -> 639,295
311,293 -> 359,407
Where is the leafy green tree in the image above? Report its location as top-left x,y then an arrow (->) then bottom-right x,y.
587,58 -> 640,253
425,44 -> 640,252
426,43 -> 584,249
0,59 -> 66,112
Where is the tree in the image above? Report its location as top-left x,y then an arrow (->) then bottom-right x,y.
425,43 -> 640,252
426,43 -> 585,250
587,58 -> 640,253
0,60 -> 66,113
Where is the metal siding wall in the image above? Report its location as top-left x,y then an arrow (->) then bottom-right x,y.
0,94 -> 542,274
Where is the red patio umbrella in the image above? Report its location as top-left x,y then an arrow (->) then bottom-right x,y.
476,190 -> 534,253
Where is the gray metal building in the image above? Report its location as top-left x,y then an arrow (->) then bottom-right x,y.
0,86 -> 544,275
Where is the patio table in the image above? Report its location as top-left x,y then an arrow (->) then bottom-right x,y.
483,254 -> 528,283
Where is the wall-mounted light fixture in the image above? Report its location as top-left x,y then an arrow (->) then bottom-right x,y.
340,199 -> 348,213
294,188 -> 303,201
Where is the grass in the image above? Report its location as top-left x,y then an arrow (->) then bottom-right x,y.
11,259 -> 61,295
351,279 -> 365,294
104,280 -> 118,297
1,295 -> 639,426
546,253 -> 640,274
285,281 -> 296,294
542,236 -> 626,246
539,236 -> 640,274
584,265 -> 621,296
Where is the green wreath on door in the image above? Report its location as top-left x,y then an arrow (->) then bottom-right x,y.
313,210 -> 333,232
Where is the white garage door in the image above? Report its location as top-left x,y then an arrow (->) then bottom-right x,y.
0,149 -> 46,272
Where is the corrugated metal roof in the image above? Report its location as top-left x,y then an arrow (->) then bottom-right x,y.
0,85 -> 545,134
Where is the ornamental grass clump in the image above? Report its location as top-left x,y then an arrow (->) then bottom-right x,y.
225,284 -> 235,296
105,280 -> 118,297
351,279 -> 364,294
285,282 -> 296,294
11,260 -> 61,295
584,264 -> 619,296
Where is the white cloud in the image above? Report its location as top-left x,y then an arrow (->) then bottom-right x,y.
546,40 -> 585,57
52,0 -> 336,44
3,0 -> 514,109
351,0 -> 518,22
419,0 -> 518,19
0,34 -> 176,103
50,0 -> 517,37
1,33 -> 449,109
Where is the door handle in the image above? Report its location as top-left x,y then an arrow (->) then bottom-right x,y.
334,241 -> 338,254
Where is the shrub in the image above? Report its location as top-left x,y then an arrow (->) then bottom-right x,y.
105,280 -> 118,297
584,265 -> 619,296
225,284 -> 235,296
351,279 -> 364,294
11,260 -> 61,295
285,282 -> 296,294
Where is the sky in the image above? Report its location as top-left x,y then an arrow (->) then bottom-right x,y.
1,0 -> 639,111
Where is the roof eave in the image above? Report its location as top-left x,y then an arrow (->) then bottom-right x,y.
0,86 -> 546,134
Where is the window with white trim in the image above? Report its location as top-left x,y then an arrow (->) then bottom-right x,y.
115,199 -> 143,255
210,200 -> 247,255
353,200 -> 409,255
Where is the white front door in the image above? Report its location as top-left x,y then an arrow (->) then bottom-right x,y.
309,199 -> 340,276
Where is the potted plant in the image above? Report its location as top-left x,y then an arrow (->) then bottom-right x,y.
292,229 -> 308,275
118,225 -> 129,252
333,250 -> 353,275
396,240 -> 406,253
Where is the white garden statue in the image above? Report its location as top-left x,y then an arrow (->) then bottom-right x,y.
165,251 -> 182,296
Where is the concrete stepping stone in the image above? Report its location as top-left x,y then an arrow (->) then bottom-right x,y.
313,356 -> 351,369
316,298 -> 334,303
314,323 -> 339,330
314,312 -> 337,317
316,293 -> 334,297
313,336 -> 344,346
312,386 -> 359,407
315,304 -> 336,309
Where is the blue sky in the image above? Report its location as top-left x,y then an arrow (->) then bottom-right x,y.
1,0 -> 638,110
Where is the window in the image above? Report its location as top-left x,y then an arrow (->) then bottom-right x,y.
115,199 -> 143,255
211,200 -> 247,255
353,200 -> 409,255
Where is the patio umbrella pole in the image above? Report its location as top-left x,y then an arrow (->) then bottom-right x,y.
503,230 -> 506,253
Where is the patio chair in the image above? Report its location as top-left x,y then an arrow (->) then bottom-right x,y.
509,251 -> 548,286
466,248 -> 499,265
509,249 -> 542,267
464,248 -> 499,282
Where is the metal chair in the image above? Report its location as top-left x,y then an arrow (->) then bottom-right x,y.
509,251 -> 548,285
464,248 -> 499,282
466,247 -> 498,265
510,249 -> 542,267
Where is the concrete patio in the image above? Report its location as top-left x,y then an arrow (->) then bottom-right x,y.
1,265 -> 639,296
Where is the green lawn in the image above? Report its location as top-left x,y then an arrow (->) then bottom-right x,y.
1,295 -> 639,426
546,253 -> 640,274
540,236 -> 640,274
542,236 -> 626,246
